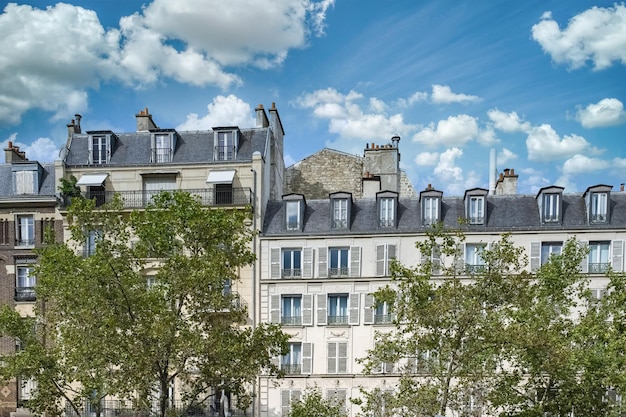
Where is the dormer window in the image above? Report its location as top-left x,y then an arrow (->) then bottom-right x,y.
377,191 -> 398,228
464,188 -> 488,225
12,162 -> 42,195
330,192 -> 352,230
584,185 -> 612,224
87,131 -> 116,165
214,128 -> 239,161
420,188 -> 442,226
151,130 -> 176,163
283,194 -> 306,231
537,186 -> 564,224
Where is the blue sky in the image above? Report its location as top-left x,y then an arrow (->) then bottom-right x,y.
1,0 -> 625,196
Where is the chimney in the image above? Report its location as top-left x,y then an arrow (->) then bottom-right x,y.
4,141 -> 28,163
621,183 -> 624,192
74,114 -> 82,133
256,104 -> 269,128
67,116 -> 82,137
495,168 -> 518,195
136,107 -> 158,131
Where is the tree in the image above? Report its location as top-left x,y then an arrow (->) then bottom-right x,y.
0,191 -> 288,417
289,387 -> 347,417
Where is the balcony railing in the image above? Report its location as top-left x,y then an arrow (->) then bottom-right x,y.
374,314 -> 395,324
281,364 -> 302,375
465,264 -> 487,274
64,188 -> 252,209
329,267 -> 349,278
328,315 -> 348,325
281,316 -> 302,326
281,268 -> 302,279
15,287 -> 36,301
589,262 -> 610,273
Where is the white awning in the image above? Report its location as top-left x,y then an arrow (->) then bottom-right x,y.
206,170 -> 235,184
76,173 -> 108,186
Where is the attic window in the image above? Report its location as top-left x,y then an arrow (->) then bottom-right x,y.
377,191 -> 398,228
87,131 -> 116,165
151,132 -> 176,163
543,193 -> 560,223
283,194 -> 306,231
214,129 -> 239,161
12,163 -> 42,195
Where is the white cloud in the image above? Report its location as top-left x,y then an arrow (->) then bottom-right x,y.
176,95 -> 255,131
532,4 -> 626,70
1,136 -> 59,163
284,153 -> 296,167
561,154 -> 611,176
576,98 -> 626,128
396,91 -> 428,107
413,114 -> 479,147
526,124 -> 600,162
431,85 -> 479,104
487,109 -> 531,133
369,98 -> 387,113
477,127 -> 499,146
414,152 -> 439,167
497,148 -> 517,166
431,148 -> 481,194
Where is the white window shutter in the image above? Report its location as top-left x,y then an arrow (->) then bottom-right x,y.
317,293 -> 327,325
363,294 -> 375,324
387,244 -> 397,275
270,295 -> 281,324
432,245 -> 441,275
327,342 -> 337,373
301,342 -> 313,374
318,247 -> 328,278
454,244 -> 465,274
337,342 -> 348,373
578,241 -> 589,273
530,242 -> 540,272
376,245 -> 385,276
270,248 -> 281,279
87,137 -> 93,164
612,240 -> 624,272
281,390 -> 291,416
302,294 -> 313,326
106,136 -> 112,163
349,293 -> 360,325
302,247 -> 313,278
350,246 -> 361,277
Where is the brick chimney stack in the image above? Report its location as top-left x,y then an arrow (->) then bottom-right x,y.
136,107 -> 158,131
4,141 -> 28,163
256,104 -> 269,128
495,168 -> 518,195
67,114 -> 82,137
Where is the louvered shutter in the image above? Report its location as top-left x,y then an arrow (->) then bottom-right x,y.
327,342 -> 337,373
318,247 -> 328,278
530,242 -> 540,272
270,295 -> 281,324
350,246 -> 361,277
387,244 -> 397,275
349,293 -> 360,325
301,343 -> 313,374
270,248 -> 281,279
302,247 -> 313,278
376,245 -> 385,276
105,135 -> 112,163
578,241 -> 589,273
363,294 -> 375,324
432,245 -> 441,275
337,342 -> 348,373
281,390 -> 290,416
612,240 -> 624,272
150,134 -> 156,162
302,294 -> 313,326
87,137 -> 93,164
317,293 -> 327,325
454,244 -> 465,274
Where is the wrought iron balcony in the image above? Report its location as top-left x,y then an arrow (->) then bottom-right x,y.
281,364 -> 302,375
281,268 -> 302,279
329,267 -> 349,277
374,314 -> 395,324
465,264 -> 487,274
15,287 -> 36,301
328,315 -> 348,325
63,188 -> 252,209
589,262 -> 610,273
281,316 -> 302,326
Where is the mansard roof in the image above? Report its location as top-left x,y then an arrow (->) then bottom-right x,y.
262,191 -> 626,236
0,162 -> 57,201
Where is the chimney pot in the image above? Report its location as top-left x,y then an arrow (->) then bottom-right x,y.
8,141 -> 12,148
510,168 -> 515,176
621,183 -> 625,192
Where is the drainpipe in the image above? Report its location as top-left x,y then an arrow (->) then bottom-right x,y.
250,167 -> 258,417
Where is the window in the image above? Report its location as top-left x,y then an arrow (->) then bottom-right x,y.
92,136 -> 107,164
214,183 -> 233,205
16,215 -> 34,246
84,229 -> 101,257
327,341 -> 348,374
541,242 -> 562,265
326,389 -> 347,410
154,133 -> 173,163
423,196 -> 439,225
281,390 -> 302,416
16,265 -> 36,301
379,197 -> 395,227
281,342 -> 302,374
282,249 -> 302,278
13,170 -> 36,195
286,200 -> 301,230
543,193 -> 560,222
376,244 -> 397,276
374,301 -> 394,324
328,294 -> 348,325
19,377 -> 37,406
468,196 -> 484,224
329,247 -> 349,277
588,241 -> 610,273
465,243 -> 486,273
215,131 -> 237,161
143,176 -> 176,206
407,349 -> 436,374
332,198 -> 348,229
282,296 -> 302,325
591,192 -> 608,223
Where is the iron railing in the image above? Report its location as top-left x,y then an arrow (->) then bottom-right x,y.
15,287 -> 36,302
281,316 -> 302,326
589,262 -> 610,273
329,267 -> 349,277
64,188 -> 252,209
63,399 -> 251,417
374,314 -> 395,324
328,315 -> 348,325
281,268 -> 302,278
281,364 -> 302,375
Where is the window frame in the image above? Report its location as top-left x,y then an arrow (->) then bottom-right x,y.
282,248 -> 302,278
590,192 -> 608,223
327,294 -> 349,325
281,295 -> 302,326
16,215 -> 35,247
16,264 -> 36,301
588,241 -> 610,273
329,247 -> 349,277
464,243 -> 487,273
285,200 -> 301,231
541,242 -> 563,265
543,193 -> 560,223
214,130 -> 238,161
468,196 -> 484,224
281,342 -> 302,375
331,198 -> 348,229
92,135 -> 108,164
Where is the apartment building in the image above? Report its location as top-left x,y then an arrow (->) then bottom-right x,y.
258,140 -> 626,416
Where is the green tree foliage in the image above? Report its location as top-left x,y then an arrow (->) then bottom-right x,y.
358,223 -> 624,417
289,387 -> 347,417
0,191 -> 288,417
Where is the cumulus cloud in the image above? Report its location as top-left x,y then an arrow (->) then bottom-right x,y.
1,136 -> 59,162
414,152 -> 439,167
413,114 -> 479,147
294,88 -> 415,141
497,148 -> 517,166
430,148 -> 481,194
396,91 -> 428,107
562,154 -> 611,175
576,98 -> 626,128
0,0 -> 332,125
487,109 -> 531,133
526,124 -> 601,162
431,85 -> 479,104
532,4 -> 626,70
176,95 -> 255,131
477,127 -> 499,146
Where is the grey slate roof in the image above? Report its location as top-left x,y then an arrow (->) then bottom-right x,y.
262,192 -> 626,236
64,128 -> 269,166
0,162 -> 57,200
